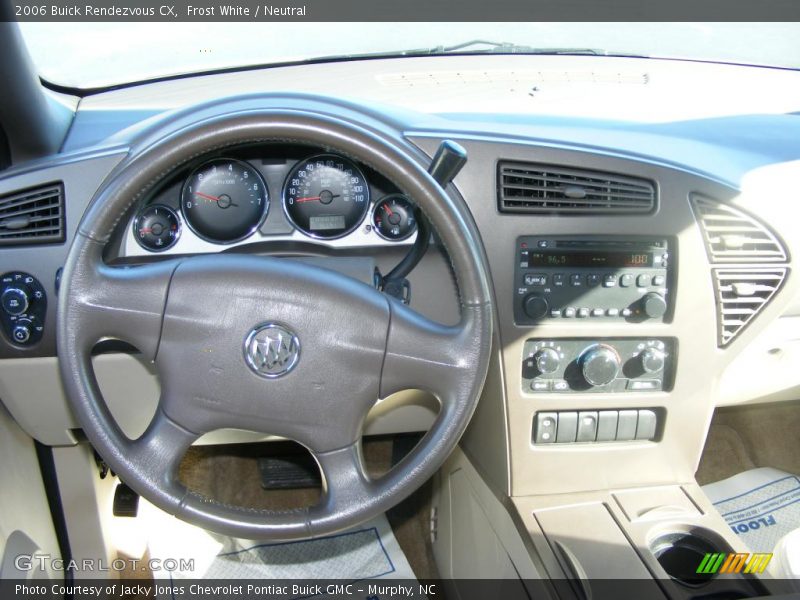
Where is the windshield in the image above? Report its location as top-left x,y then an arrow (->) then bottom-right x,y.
18,22 -> 800,89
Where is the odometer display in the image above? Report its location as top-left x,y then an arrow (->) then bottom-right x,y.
283,154 -> 370,239
181,158 -> 268,243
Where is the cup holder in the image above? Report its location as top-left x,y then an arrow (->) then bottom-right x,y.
650,531 -> 722,587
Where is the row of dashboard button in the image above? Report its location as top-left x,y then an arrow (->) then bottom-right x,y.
551,307 -> 631,318
523,272 -> 665,288
534,409 -> 658,444
531,378 -> 661,392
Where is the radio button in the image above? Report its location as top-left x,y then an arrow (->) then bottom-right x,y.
524,273 -> 547,286
553,380 -> 569,391
563,307 -> 576,318
577,308 -> 589,318
603,274 -> 617,287
653,274 -> 666,287
620,273 -> 634,287
550,309 -> 562,318
591,308 -> 605,317
587,274 -> 601,287
622,308 -> 633,317
607,308 -> 620,317
636,274 -> 650,287
531,380 -> 551,392
570,274 -> 583,287
552,273 -> 565,286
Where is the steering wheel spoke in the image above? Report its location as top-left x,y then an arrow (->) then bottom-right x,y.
126,407 -> 199,499
309,442 -> 374,534
66,237 -> 179,360
381,300 -> 492,410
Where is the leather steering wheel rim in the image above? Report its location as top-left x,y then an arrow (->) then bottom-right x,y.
57,104 -> 493,540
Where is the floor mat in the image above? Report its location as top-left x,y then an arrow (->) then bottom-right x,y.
137,498 -> 419,597
702,467 -> 800,553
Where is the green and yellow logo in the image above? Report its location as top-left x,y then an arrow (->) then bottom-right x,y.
696,552 -> 773,575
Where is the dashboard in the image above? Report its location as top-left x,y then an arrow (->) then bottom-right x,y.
1,54 -> 800,502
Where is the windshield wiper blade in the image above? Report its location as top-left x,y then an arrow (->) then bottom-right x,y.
306,41 -> 648,65
430,40 -> 606,55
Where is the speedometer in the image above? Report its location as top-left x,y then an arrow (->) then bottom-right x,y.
283,154 -> 370,239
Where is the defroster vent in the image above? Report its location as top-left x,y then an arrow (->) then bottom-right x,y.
498,162 -> 656,215
0,183 -> 65,246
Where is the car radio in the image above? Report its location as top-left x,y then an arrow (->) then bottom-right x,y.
513,236 -> 671,325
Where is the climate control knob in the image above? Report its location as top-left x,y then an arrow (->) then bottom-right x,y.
580,344 -> 621,387
641,292 -> 667,319
523,294 -> 549,320
640,347 -> 666,374
1,286 -> 30,316
534,347 -> 561,374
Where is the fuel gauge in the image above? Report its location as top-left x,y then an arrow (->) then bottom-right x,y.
372,195 -> 417,241
134,205 -> 180,252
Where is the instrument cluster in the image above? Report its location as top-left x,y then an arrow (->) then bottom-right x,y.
124,146 -> 418,255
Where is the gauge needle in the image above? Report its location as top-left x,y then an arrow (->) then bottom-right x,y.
383,204 -> 394,216
295,196 -> 321,203
195,192 -> 221,202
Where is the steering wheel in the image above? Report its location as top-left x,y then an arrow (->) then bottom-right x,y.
57,105 -> 493,540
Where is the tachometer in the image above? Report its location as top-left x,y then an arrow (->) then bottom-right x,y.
283,154 -> 370,239
181,158 -> 268,243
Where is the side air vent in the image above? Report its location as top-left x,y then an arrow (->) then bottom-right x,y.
498,162 -> 656,215
0,183 -> 65,246
691,196 -> 786,262
713,268 -> 787,346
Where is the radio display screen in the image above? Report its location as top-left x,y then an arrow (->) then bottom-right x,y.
528,251 -> 653,268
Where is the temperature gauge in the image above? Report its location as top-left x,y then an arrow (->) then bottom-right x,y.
372,195 -> 417,241
134,205 -> 180,252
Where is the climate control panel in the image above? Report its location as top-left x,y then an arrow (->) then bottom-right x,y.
522,338 -> 674,393
0,272 -> 47,346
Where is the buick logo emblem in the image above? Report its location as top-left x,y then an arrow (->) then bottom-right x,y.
244,323 -> 300,378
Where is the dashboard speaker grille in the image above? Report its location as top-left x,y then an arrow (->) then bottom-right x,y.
497,162 -> 656,215
0,183 -> 65,246
691,196 -> 786,262
713,268 -> 787,346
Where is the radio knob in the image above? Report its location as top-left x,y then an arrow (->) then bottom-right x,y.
534,347 -> 561,374
641,292 -> 667,319
640,347 -> 666,374
523,294 -> 549,320
580,344 -> 621,387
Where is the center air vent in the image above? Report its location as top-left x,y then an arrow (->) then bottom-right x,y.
0,183 -> 65,246
691,196 -> 786,262
498,162 -> 656,215
713,268 -> 787,346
